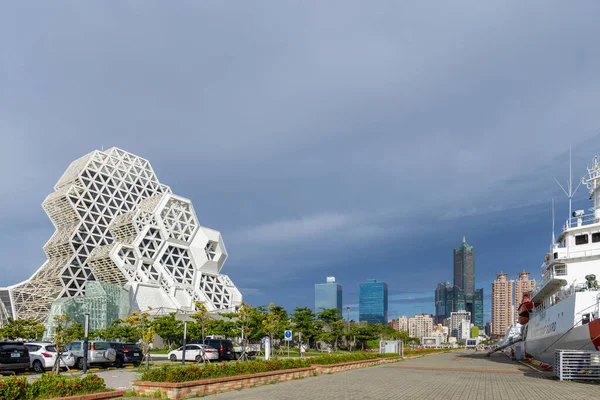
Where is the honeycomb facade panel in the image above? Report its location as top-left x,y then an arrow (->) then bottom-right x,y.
1,148 -> 242,326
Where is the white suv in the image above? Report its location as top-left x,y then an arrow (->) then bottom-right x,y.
24,342 -> 75,373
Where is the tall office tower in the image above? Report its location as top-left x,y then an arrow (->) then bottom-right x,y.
359,279 -> 388,324
454,237 -> 475,297
314,276 -> 342,316
473,288 -> 484,328
408,314 -> 433,341
514,272 -> 536,323
434,282 -> 452,324
492,273 -> 513,338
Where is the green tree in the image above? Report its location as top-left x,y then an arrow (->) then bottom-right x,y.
261,303 -> 282,350
152,313 -> 183,350
125,310 -> 154,368
51,315 -> 82,374
95,318 -> 139,343
0,318 -> 45,340
291,307 -> 316,347
191,301 -> 212,350
316,308 -> 345,351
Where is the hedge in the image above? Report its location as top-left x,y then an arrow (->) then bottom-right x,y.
310,352 -> 399,365
140,358 -> 313,383
0,373 -> 107,400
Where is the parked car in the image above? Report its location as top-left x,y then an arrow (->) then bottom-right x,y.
0,341 -> 30,373
66,341 -> 117,369
108,342 -> 143,367
190,339 -> 235,361
24,342 -> 75,373
167,344 -> 218,362
232,342 -> 260,359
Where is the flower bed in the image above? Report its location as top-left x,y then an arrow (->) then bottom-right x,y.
140,358 -> 313,383
133,367 -> 315,399
0,373 -> 118,400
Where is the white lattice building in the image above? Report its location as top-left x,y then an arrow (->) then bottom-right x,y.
0,148 -> 242,325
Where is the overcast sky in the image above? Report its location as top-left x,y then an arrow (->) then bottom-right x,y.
2,1 -> 600,322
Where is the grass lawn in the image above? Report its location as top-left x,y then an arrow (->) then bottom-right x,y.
149,349 -> 171,354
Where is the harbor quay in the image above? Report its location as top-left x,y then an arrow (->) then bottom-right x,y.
192,350 -> 599,400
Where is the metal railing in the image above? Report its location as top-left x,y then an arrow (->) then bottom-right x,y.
555,350 -> 600,381
564,213 -> 598,230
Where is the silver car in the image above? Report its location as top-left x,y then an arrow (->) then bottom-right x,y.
66,341 -> 117,369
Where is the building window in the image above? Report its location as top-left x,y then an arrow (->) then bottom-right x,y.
575,234 -> 589,245
592,232 -> 600,243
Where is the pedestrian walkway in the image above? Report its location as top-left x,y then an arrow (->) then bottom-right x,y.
200,350 -> 599,400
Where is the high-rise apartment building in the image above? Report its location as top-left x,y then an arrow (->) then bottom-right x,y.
409,314 -> 433,341
492,273 -> 513,338
449,310 -> 471,338
314,276 -> 342,316
359,279 -> 388,324
514,272 -> 536,323
434,282 -> 452,324
389,315 -> 408,331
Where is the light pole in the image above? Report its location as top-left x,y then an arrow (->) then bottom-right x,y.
181,321 -> 187,366
83,314 -> 89,374
347,306 -> 350,322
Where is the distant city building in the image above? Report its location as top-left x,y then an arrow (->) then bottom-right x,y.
314,276 -> 342,315
434,237 -> 484,328
449,310 -> 471,338
432,324 -> 448,342
359,279 -> 388,324
408,314 -> 433,341
492,273 -> 513,338
514,272 -> 536,323
458,320 -> 471,341
388,315 -> 408,331
454,236 -> 475,297
484,322 -> 492,337
434,281 -> 452,324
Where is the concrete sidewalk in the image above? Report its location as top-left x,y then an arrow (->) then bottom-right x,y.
196,350 -> 598,400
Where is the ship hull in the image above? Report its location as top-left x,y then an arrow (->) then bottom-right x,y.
521,290 -> 600,365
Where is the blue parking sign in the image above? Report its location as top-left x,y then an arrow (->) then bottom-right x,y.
284,330 -> 292,341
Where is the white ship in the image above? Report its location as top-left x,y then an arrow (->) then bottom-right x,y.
513,155 -> 600,365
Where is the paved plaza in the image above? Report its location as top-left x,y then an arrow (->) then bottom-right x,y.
200,350 -> 599,400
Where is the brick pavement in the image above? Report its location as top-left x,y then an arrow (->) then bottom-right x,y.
199,350 -> 599,400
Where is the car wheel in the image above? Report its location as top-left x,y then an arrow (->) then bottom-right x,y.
195,355 -> 202,362
32,360 -> 44,373
169,354 -> 177,362
77,358 -> 85,370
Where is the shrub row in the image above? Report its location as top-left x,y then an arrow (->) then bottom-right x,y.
0,373 -> 107,400
140,358 -> 313,383
310,352 -> 399,365
140,348 -> 451,383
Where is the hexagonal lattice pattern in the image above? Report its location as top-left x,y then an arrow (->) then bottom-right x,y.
3,148 -> 242,323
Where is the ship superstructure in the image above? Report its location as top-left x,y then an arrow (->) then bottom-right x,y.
514,156 -> 600,364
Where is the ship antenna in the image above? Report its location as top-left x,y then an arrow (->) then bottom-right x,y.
552,198 -> 555,244
554,147 -> 582,228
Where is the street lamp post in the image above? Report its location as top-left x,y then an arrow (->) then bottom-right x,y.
181,321 -> 188,366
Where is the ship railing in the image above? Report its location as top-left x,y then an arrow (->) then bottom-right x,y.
564,213 -> 598,230
537,265 -> 568,291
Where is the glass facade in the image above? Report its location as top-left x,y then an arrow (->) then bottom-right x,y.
359,279 -> 388,324
314,280 -> 342,316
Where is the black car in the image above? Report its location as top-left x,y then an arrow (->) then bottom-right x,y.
190,339 -> 235,360
108,342 -> 143,367
0,341 -> 30,373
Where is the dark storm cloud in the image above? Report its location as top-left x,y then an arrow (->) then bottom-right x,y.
1,2 -> 600,319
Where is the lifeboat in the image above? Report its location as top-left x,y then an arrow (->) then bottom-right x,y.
517,292 -> 536,325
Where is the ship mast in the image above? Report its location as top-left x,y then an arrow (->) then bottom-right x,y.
555,148 -> 582,228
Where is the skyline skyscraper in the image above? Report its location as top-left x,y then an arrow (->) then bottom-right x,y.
359,279 -> 388,324
314,276 -> 342,316
434,237 -> 484,328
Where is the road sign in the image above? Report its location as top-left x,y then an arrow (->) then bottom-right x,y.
284,330 -> 292,341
